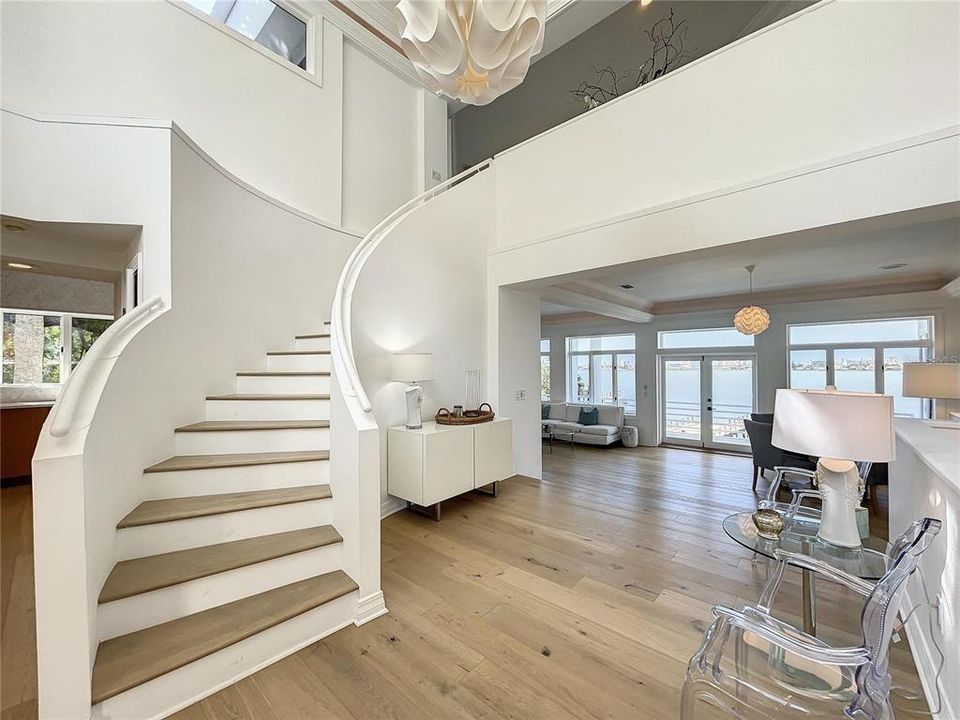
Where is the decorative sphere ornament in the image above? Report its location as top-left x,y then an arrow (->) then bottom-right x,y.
396,0 -> 546,106
734,305 -> 770,335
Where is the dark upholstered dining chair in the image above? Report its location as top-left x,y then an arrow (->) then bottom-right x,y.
750,412 -> 774,423
743,418 -> 816,491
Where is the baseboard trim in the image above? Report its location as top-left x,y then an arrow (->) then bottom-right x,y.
355,591 -> 388,626
380,496 -> 406,519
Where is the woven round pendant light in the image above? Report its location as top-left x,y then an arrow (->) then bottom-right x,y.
734,265 -> 770,335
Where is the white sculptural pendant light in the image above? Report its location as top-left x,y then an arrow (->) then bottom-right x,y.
396,0 -> 546,105
734,264 -> 770,335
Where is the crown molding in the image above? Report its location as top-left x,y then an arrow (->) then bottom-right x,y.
650,275 -> 950,316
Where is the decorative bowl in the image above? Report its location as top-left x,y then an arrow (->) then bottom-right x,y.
752,508 -> 785,540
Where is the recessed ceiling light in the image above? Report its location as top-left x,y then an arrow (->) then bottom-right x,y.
879,262 -> 908,270
619,284 -> 635,289
1,219 -> 29,233
7,262 -> 34,270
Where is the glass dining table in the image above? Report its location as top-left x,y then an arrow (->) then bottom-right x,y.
723,510 -> 889,636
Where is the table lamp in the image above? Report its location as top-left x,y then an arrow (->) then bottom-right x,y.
772,388 -> 895,548
391,353 -> 433,429
902,361 -> 960,430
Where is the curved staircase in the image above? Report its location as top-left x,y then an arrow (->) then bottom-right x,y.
90,323 -> 357,718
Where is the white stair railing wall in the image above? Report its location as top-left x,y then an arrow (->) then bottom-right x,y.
8,108 -> 360,719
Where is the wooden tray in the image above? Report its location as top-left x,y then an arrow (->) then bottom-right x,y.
436,403 -> 495,425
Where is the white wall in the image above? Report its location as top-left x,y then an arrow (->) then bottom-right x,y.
349,169 -> 496,510
1,1 -> 449,232
340,40 -> 420,231
1,0 -> 343,222
495,287 -> 542,479
541,290 -> 960,446
1,270 -> 116,316
492,1 -> 960,249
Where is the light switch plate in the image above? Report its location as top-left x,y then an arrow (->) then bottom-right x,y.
515,389 -> 526,400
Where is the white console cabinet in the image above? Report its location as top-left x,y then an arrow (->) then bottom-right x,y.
388,418 -> 513,517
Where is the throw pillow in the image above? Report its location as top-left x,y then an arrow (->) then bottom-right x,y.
578,407 -> 599,425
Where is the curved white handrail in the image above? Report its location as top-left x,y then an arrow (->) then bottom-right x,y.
49,296 -> 166,437
331,159 -> 492,413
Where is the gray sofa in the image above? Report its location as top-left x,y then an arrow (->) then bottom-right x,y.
541,402 -> 625,446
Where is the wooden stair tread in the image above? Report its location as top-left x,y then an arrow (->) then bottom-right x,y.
175,420 -> 330,432
118,485 -> 331,528
294,333 -> 330,339
265,350 -> 331,356
235,371 -> 331,377
92,571 -> 358,704
99,526 -> 342,603
144,450 -> 329,473
205,393 -> 330,401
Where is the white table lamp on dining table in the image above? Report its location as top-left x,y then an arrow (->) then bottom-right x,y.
391,353 -> 433,430
772,388 -> 895,548
902,360 -> 960,429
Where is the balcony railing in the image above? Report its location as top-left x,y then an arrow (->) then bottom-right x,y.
664,400 -> 751,443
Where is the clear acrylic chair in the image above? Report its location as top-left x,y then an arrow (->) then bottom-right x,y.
681,517 -> 941,720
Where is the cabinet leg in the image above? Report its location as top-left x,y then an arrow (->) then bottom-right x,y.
474,481 -> 499,497
407,501 -> 441,522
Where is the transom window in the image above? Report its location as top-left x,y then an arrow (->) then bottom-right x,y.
787,316 -> 934,418
2,309 -> 113,385
658,327 -> 755,349
183,0 -> 308,70
566,334 -> 636,415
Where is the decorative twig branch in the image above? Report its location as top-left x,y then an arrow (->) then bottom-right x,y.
571,8 -> 690,110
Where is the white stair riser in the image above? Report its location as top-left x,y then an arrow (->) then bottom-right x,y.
235,374 -> 330,394
143,461 -> 330,500
293,336 -> 330,352
205,398 -> 329,421
98,543 -> 344,640
266,354 -> 331,372
174,427 -> 330,455
92,592 -> 357,720
115,500 -> 333,559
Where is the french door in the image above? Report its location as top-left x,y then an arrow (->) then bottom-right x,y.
660,354 -> 757,450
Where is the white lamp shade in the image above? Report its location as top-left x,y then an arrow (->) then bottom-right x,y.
772,388 -> 895,462
390,353 -> 433,382
902,362 -> 960,399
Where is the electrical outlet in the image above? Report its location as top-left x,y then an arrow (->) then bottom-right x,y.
432,170 -> 443,181
515,389 -> 526,401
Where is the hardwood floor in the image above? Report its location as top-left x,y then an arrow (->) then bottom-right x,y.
1,445 -> 926,719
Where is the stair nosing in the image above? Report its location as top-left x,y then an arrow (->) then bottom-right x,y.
204,394 -> 330,401
91,571 -> 358,704
118,484 -> 332,528
266,350 -> 331,356
236,371 -> 331,376
99,526 -> 343,603
144,450 -> 330,473
174,420 -> 330,433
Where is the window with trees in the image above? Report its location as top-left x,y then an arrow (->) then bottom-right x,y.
540,338 -> 550,401
2,310 -> 113,385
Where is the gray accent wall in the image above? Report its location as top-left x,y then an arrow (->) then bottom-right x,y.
455,0 -> 802,169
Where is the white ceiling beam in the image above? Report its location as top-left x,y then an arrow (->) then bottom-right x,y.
540,286 -> 653,323
942,276 -> 960,298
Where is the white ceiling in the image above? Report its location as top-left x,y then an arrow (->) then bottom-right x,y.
537,210 -> 960,320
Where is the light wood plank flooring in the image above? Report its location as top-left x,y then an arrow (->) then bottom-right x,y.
1,446 -> 926,720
